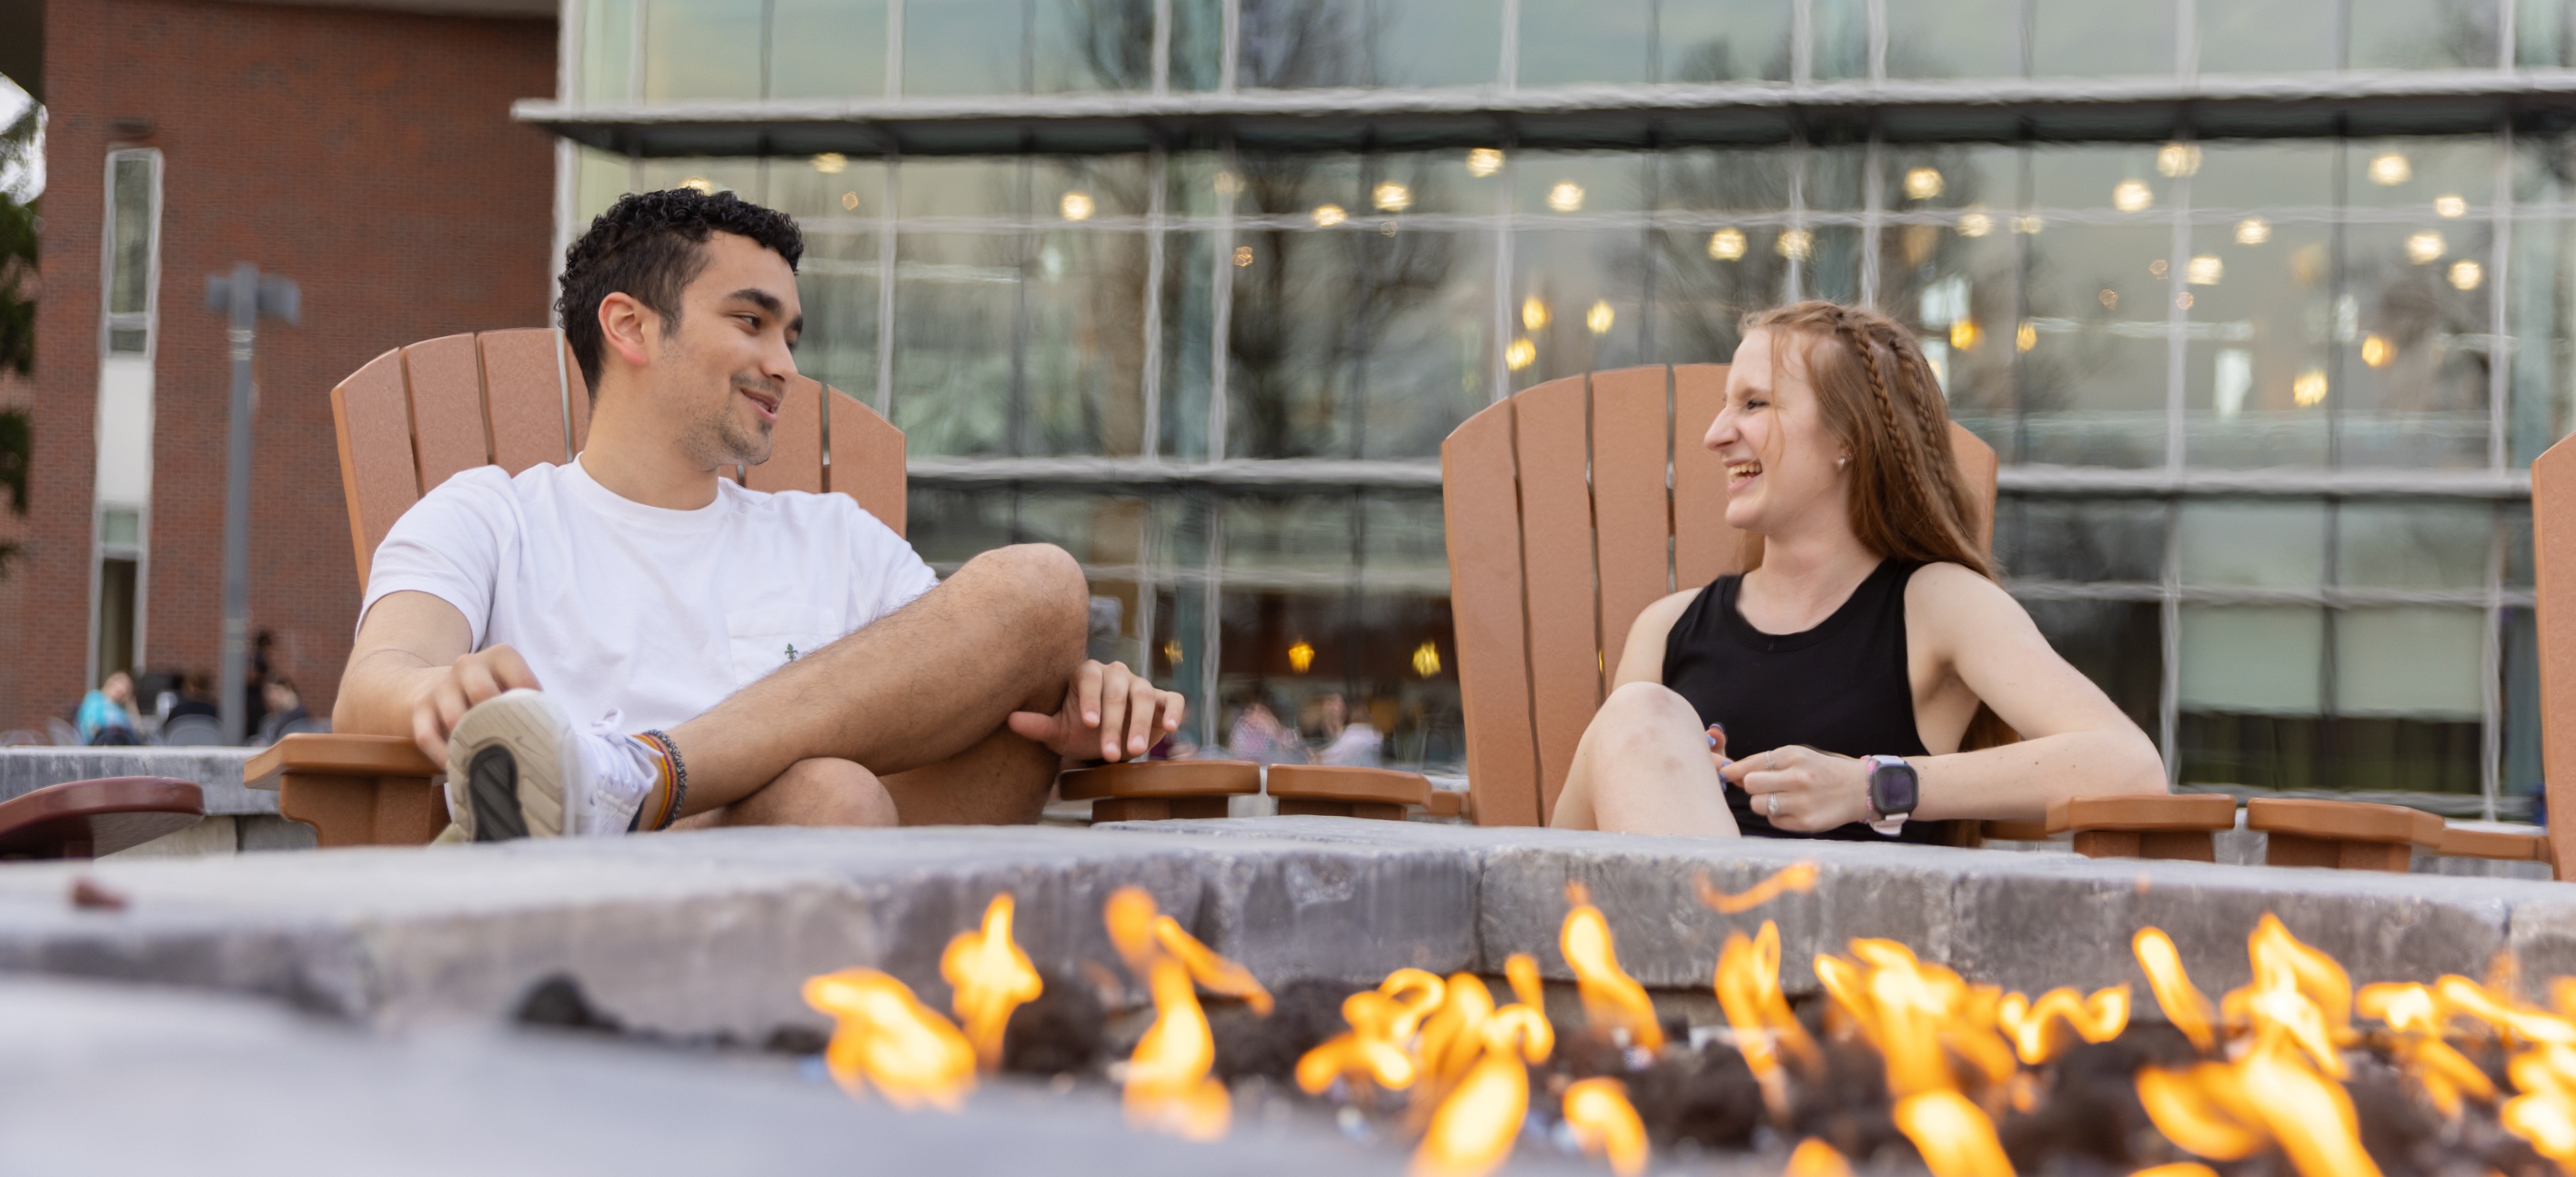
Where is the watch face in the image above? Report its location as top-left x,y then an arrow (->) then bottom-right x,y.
1870,760 -> 1919,815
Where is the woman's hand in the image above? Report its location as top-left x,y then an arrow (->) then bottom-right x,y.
1719,745 -> 1872,832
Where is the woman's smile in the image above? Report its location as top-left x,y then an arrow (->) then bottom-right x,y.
1726,459 -> 1764,493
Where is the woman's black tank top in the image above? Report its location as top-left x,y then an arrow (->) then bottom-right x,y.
1660,558 -> 1954,844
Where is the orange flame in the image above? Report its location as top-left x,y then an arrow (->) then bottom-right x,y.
1892,1090 -> 2016,1177
2217,915 -> 2352,1078
1105,886 -> 1162,978
1825,938 -> 2014,1098
1560,1077 -> 1650,1176
2358,982 -> 2496,1117
2137,1062 -> 2265,1161
1560,890 -> 1664,1051
1124,958 -> 1231,1140
1296,988 -> 1421,1094
2129,1166 -> 2221,1177
940,894 -> 1044,1071
1104,886 -> 1275,1014
1993,986 -> 2130,1065
1696,862 -> 1819,914
1411,1006 -> 1550,1177
802,968 -> 978,1111
1714,920 -> 1821,1119
1782,1138 -> 1854,1177
1417,973 -> 1501,1102
2133,928 -> 2216,1053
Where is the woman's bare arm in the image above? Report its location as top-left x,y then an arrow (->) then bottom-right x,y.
1611,589 -> 1700,688
1900,563 -> 2166,820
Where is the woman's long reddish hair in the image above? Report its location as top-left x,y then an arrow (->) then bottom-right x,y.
1739,300 -> 1994,580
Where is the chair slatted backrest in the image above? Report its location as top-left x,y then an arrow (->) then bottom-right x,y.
1441,364 -> 1998,828
2529,437 -> 2576,874
330,327 -> 907,585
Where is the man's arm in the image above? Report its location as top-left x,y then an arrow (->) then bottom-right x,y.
332,591 -> 541,762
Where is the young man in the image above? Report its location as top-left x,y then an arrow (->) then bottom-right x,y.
333,189 -> 1182,839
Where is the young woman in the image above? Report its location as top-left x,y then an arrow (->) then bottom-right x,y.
1549,301 -> 2167,841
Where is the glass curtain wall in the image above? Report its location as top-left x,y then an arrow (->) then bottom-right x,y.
559,0 -> 2565,811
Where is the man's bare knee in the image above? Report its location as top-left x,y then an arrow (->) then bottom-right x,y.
747,757 -> 897,827
957,543 -> 1087,654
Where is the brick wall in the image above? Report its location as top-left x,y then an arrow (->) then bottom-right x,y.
18,0 -> 557,729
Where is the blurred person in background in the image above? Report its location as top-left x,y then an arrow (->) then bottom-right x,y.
1307,692 -> 1383,767
255,678 -> 311,746
1226,690 -> 1306,765
76,672 -> 140,746
164,673 -> 219,723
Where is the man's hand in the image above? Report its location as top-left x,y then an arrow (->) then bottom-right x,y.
1006,660 -> 1185,763
411,646 -> 542,762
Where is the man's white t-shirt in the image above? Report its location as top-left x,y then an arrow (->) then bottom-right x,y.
361,460 -> 938,733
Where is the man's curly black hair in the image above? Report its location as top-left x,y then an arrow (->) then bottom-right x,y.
553,187 -> 804,396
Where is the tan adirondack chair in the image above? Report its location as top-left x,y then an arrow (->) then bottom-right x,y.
249,327 -> 1424,848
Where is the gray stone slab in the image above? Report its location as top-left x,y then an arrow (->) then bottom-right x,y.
0,974 -> 1645,1177
1113,817 -> 2576,1001
0,747 -> 274,815
0,825 -> 1477,1039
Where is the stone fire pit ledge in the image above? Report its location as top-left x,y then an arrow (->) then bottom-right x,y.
1107,817 -> 2576,1002
0,825 -> 1479,1038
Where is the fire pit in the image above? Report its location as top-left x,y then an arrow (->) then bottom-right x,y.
1,818 -> 2574,1175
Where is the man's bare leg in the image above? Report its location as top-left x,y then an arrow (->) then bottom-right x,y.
665,543 -> 1089,819
1550,682 -> 1739,836
670,758 -> 900,829
879,725 -> 1061,825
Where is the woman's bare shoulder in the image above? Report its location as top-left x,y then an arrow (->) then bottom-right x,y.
1903,560 -> 2037,633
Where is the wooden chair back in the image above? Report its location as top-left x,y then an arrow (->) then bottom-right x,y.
2528,434 -> 2576,874
1440,364 -> 1998,828
329,327 -> 906,584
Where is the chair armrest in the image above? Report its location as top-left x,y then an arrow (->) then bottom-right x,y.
244,734 -> 438,791
1267,765 -> 1432,808
1057,760 -> 1259,801
2245,797 -> 2445,848
1978,819 -> 2054,841
2438,825 -> 2551,862
1425,790 -> 1469,819
2045,793 -> 2237,835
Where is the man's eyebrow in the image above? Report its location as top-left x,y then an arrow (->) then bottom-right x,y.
725,287 -> 787,317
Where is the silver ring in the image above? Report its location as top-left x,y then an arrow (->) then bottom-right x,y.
1766,793 -> 1778,818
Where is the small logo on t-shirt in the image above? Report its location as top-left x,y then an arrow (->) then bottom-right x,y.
784,643 -> 800,663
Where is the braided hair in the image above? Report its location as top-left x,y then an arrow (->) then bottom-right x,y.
1738,300 -> 1994,580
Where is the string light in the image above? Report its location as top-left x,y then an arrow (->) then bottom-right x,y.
2112,180 -> 2153,213
1708,228 -> 1747,260
1312,204 -> 1348,227
1060,192 -> 1095,221
2450,259 -> 2485,291
2406,231 -> 2446,264
1521,297 -> 1550,331
1587,301 -> 1615,335
1373,182 -> 1412,211
1466,148 -> 1504,177
2236,217 -> 2271,245
1903,167 -> 1943,200
812,152 -> 849,174
2369,152 -> 2412,186
1546,182 -> 1585,212
2434,195 -> 2467,218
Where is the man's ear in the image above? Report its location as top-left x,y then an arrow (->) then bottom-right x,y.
597,292 -> 657,374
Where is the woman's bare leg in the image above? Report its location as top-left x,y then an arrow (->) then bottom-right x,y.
1551,682 -> 1740,836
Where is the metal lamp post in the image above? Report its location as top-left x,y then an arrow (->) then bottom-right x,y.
204,264 -> 298,745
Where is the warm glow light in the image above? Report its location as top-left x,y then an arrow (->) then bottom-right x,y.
2293,368 -> 2328,407
2186,256 -> 2223,286
680,176 -> 715,194
1521,297 -> 1550,331
2099,289 -> 2120,309
2237,217 -> 2272,245
2361,334 -> 2392,368
2435,194 -> 2467,218
1161,639 -> 1183,665
2150,258 -> 2169,278
1709,227 -> 1748,260
1949,319 -> 1981,350
1375,181 -> 1413,211
1695,862 -> 1818,914
2113,179 -> 2153,213
1287,640 -> 1316,672
1560,1078 -> 1650,1176
1547,181 -> 1585,212
841,191 -> 861,211
1059,191 -> 1095,221
1958,211 -> 1994,238
1465,148 -> 1504,177
2012,213 -> 2045,234
2133,928 -> 2216,1052
1213,170 -> 1241,196
2451,259 -> 2484,291
1505,338 -> 1536,371
940,894 -> 1044,1072
2015,321 -> 2037,352
812,152 -> 849,174
2370,152 -> 2412,186
1559,885 -> 1663,1050
2407,231 -> 2447,264
1412,640 -> 1442,677
1313,204 -> 1348,227
1894,1090 -> 2015,1177
2157,142 -> 2202,177
1233,245 -> 1254,267
802,968 -> 978,1110
1777,228 -> 1814,260
1904,167 -> 1944,200
1586,300 -> 1615,335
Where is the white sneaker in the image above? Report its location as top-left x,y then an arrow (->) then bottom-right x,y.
443,690 -> 661,840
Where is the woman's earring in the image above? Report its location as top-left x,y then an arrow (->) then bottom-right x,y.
1836,456 -> 1848,468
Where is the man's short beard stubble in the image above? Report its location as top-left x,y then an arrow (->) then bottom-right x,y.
688,375 -> 777,468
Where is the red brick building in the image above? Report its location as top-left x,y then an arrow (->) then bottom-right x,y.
3,0 -> 557,731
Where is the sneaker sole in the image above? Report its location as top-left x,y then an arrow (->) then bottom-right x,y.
445,691 -> 580,841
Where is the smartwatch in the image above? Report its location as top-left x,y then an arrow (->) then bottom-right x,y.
1864,755 -> 1917,837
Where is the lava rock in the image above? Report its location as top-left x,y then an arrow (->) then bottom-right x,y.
513,973 -> 625,1035
1623,1045 -> 1764,1151
1002,970 -> 1105,1077
1212,980 -> 1347,1083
